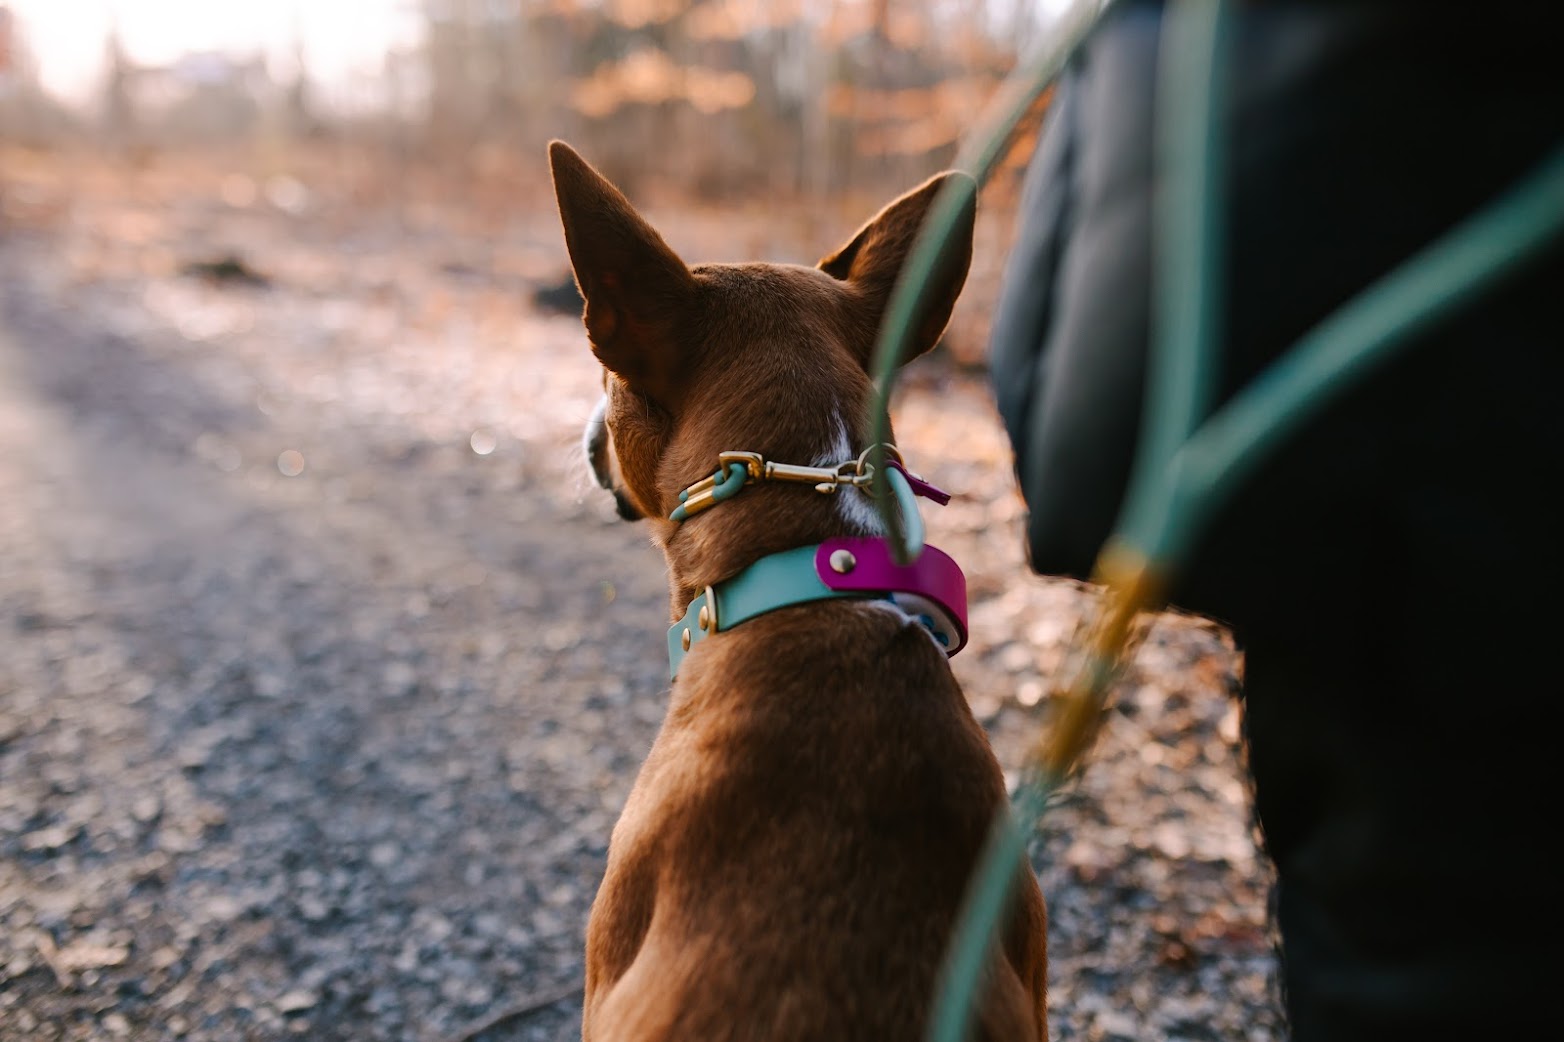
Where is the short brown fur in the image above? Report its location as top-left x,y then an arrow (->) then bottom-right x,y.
551,140 -> 1047,1042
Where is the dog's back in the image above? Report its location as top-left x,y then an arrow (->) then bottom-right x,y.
587,605 -> 1045,1040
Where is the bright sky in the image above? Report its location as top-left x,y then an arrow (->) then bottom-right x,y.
7,0 -> 422,103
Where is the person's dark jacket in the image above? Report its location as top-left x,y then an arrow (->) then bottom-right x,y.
988,4 -> 1564,1039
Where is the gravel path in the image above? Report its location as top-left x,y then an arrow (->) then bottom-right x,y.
0,171 -> 1283,1042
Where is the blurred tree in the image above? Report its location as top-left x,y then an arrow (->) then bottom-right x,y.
100,20 -> 138,153
285,13 -> 320,140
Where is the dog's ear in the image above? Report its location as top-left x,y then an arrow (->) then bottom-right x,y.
549,141 -> 697,407
818,171 -> 976,367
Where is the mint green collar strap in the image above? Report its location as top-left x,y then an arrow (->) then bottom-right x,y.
667,544 -> 863,679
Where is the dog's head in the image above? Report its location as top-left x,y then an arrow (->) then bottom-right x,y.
551,140 -> 974,546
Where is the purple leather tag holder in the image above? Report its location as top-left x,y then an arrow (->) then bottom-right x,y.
814,537 -> 969,655
887,461 -> 951,504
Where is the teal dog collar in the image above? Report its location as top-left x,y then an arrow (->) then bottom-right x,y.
667,537 -> 969,679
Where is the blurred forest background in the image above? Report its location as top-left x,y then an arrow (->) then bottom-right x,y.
0,0 -> 1074,363
1,0 -> 1060,180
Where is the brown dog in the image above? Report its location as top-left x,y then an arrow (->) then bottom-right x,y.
550,140 -> 1046,1042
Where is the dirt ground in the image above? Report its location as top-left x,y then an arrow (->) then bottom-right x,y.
0,151 -> 1282,1041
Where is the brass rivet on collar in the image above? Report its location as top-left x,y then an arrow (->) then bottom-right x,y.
698,605 -> 710,631
681,628 -> 691,651
829,549 -> 857,574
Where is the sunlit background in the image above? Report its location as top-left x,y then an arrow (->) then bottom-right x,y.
8,1 -> 421,105
1,0 -> 1088,358
2,0 -> 1073,193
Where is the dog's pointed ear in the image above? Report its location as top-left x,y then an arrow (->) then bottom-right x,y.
818,171 -> 976,367
549,140 -> 697,407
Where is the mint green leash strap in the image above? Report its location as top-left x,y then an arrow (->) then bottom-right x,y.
864,0 -> 1107,564
929,0 -> 1564,1038
886,465 -> 925,561
1120,134 -> 1564,565
667,545 -> 863,679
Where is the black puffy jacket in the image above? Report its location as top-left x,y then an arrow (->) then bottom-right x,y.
988,4 -> 1564,1039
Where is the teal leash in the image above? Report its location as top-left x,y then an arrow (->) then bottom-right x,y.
863,0 -> 1109,566
850,0 -> 1564,1037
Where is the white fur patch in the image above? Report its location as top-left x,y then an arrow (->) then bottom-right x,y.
813,413 -> 886,535
814,414 -> 948,654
